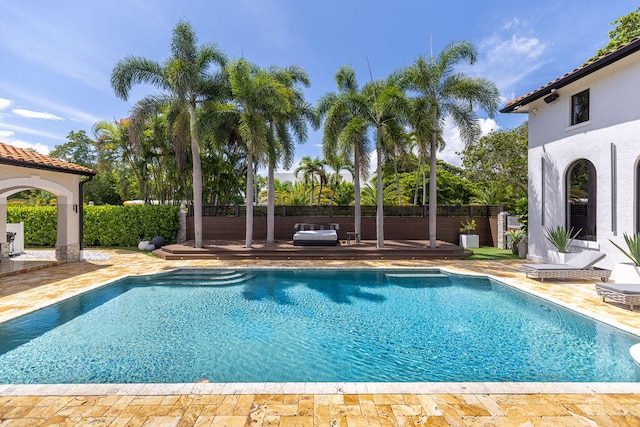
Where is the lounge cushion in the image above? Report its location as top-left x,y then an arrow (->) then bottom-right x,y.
595,282 -> 640,295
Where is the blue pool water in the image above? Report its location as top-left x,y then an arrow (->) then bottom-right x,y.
0,268 -> 638,384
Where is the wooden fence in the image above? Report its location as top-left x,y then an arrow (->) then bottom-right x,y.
187,205 -> 501,246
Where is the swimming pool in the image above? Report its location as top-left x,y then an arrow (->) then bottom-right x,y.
0,268 -> 638,384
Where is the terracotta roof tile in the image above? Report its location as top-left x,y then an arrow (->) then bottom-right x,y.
502,37 -> 640,113
0,142 -> 95,176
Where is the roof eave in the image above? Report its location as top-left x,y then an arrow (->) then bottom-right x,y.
0,159 -> 96,177
501,39 -> 640,114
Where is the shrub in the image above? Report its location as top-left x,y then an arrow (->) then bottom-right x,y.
7,205 -> 180,247
6,206 -> 57,246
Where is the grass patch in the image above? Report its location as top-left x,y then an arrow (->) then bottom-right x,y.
464,246 -> 520,260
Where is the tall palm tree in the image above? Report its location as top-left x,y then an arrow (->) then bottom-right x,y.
111,21 -> 227,248
226,58 -> 290,248
317,66 -> 371,244
403,40 -> 500,248
352,76 -> 407,248
264,65 -> 313,243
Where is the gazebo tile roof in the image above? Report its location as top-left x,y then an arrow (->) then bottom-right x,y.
0,142 -> 95,176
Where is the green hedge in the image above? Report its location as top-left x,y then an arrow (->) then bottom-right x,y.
7,205 -> 180,247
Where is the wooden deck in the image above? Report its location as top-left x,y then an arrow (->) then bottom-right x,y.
153,239 -> 470,260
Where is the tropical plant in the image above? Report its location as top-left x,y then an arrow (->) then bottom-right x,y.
317,65 -> 370,246
461,122 -> 528,198
111,21 -> 227,248
263,65 -> 313,242
506,229 -> 525,255
226,58 -> 291,248
610,233 -> 640,266
295,156 -> 327,206
544,225 -> 581,253
589,7 -> 640,61
324,151 -> 353,207
459,219 -> 476,235
402,40 -> 500,248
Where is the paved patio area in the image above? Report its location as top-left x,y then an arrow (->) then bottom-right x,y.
1,249 -> 640,425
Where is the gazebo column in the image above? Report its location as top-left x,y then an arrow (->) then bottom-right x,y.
0,196 -> 7,258
55,196 -> 81,262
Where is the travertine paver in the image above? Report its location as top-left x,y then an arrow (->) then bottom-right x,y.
1,249 -> 640,425
2,393 -> 640,425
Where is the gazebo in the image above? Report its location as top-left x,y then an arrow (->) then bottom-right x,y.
0,142 -> 95,261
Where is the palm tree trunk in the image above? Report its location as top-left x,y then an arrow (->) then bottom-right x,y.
245,149 -> 254,248
354,147 -> 362,244
376,129 -> 384,248
414,158 -> 421,206
394,156 -> 402,208
429,130 -> 437,249
267,163 -> 275,243
189,104 -> 203,249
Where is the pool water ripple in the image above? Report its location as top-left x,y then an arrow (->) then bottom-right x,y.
0,268 -> 638,383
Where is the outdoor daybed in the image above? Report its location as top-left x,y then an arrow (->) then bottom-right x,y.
522,250 -> 611,281
595,282 -> 640,310
293,223 -> 339,246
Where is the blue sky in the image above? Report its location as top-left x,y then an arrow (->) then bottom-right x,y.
0,1 -> 634,169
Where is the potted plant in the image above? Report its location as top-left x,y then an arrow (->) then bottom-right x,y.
610,233 -> 640,283
544,225 -> 580,264
459,219 -> 479,248
506,229 -> 527,257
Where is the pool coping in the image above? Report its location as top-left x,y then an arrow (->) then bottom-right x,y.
2,262 -> 640,395
2,382 -> 640,396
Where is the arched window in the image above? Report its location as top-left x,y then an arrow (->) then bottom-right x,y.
567,159 -> 597,241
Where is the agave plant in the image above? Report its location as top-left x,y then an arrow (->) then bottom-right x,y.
544,225 -> 581,253
610,233 -> 640,266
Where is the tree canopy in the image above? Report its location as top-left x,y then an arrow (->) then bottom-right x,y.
460,121 -> 528,205
589,7 -> 640,61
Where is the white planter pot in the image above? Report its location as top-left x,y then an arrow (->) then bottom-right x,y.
459,234 -> 479,249
614,262 -> 640,283
546,250 -> 577,264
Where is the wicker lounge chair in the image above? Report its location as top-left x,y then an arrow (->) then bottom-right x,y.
595,282 -> 640,310
522,251 -> 611,281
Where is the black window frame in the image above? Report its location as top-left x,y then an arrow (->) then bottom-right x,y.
571,89 -> 590,126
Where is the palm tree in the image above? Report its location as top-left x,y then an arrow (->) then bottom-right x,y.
352,76 -> 407,248
226,58 -> 290,248
324,151 -> 353,206
294,156 -> 326,206
403,40 -> 500,248
264,65 -> 313,243
111,21 -> 227,248
317,66 -> 370,244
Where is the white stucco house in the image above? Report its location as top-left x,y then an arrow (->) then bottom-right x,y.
502,37 -> 640,275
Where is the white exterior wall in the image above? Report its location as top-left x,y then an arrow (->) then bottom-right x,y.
526,53 -> 640,273
0,164 -> 84,261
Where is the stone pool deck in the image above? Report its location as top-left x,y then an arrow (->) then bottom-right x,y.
1,249 -> 640,425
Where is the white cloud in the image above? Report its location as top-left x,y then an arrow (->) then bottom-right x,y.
0,98 -> 12,110
13,108 -> 63,121
1,138 -> 50,155
0,130 -> 15,138
440,118 -> 499,167
0,122 -> 65,140
0,82 -> 100,124
464,19 -> 548,103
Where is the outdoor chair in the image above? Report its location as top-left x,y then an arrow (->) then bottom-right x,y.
521,250 -> 611,281
595,282 -> 640,310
